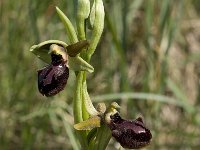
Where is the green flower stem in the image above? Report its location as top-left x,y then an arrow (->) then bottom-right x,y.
74,0 -> 107,149
73,72 -> 83,123
73,72 -> 88,149
79,0 -> 105,118
77,0 -> 105,122
76,0 -> 97,116
74,1 -> 93,148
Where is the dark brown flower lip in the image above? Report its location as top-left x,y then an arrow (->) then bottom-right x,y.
38,62 -> 69,97
108,113 -> 152,149
37,45 -> 70,97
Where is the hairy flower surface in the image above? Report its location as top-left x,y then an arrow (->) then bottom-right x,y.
108,113 -> 152,149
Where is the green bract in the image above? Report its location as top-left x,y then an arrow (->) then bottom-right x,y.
88,0 -> 105,58
88,0 -> 96,29
77,0 -> 90,40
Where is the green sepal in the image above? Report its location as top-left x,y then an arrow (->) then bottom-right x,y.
30,40 -> 94,73
56,6 -> 78,43
74,116 -> 101,130
30,40 -> 67,63
69,56 -> 94,73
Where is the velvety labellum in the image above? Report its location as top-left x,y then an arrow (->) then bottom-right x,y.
38,55 -> 69,97
109,113 -> 152,149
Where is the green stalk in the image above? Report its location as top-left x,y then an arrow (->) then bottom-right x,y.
73,72 -> 88,149
76,0 -> 90,121
75,0 -> 109,149
92,124 -> 111,150
73,72 -> 83,123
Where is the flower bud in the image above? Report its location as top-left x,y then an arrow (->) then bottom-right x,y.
108,113 -> 152,149
88,0 -> 105,57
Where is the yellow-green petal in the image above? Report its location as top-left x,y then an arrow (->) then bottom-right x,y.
74,116 -> 101,130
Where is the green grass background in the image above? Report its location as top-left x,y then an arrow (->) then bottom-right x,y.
0,0 -> 200,149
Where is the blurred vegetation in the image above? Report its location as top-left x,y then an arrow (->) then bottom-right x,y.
0,0 -> 200,149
